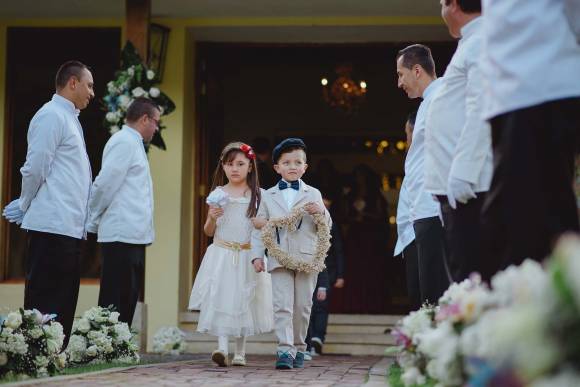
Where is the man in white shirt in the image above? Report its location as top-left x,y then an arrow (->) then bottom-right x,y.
394,110 -> 421,310
481,0 -> 580,271
2,61 -> 94,345
396,45 -> 450,304
426,0 -> 493,282
87,97 -> 158,325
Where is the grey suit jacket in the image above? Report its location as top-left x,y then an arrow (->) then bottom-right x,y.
251,182 -> 332,272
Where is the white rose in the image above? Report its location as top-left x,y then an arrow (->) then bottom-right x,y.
117,94 -> 131,109
56,353 -> 67,369
147,70 -> 155,80
149,87 -> 160,98
86,345 -> 98,357
34,355 -> 49,368
109,312 -> 120,324
77,318 -> 91,334
5,312 -> 22,329
127,66 -> 135,76
106,112 -> 119,123
0,352 -> 7,366
46,339 -> 60,354
30,328 -> 43,339
132,87 -> 146,98
107,81 -> 116,94
110,125 -> 120,135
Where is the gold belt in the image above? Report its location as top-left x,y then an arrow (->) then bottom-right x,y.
213,238 -> 251,266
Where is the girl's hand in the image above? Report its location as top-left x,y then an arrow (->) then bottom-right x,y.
304,202 -> 323,215
252,217 -> 267,229
208,206 -> 224,221
334,278 -> 345,289
252,258 -> 265,273
317,288 -> 327,301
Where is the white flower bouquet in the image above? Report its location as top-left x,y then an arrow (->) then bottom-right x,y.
152,326 -> 186,355
0,308 -> 66,379
66,306 -> 139,365
103,42 -> 175,150
206,188 -> 229,208
389,234 -> 580,387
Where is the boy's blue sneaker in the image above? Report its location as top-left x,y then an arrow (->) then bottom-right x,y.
275,351 -> 293,370
293,351 -> 305,368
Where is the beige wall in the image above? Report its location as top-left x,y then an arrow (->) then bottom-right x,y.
0,19 -> 196,350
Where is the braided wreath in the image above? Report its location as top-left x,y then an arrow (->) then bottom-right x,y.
261,206 -> 331,273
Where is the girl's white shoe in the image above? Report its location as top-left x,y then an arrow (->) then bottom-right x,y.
211,350 -> 228,367
232,354 -> 246,366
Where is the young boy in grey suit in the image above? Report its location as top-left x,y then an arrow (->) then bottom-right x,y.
251,138 -> 332,369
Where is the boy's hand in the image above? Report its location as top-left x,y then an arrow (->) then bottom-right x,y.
252,258 -> 265,273
251,217 -> 267,229
334,278 -> 345,288
304,202 -> 323,215
208,206 -> 224,221
317,288 -> 327,301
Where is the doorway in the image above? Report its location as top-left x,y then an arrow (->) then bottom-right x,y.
194,42 -> 456,314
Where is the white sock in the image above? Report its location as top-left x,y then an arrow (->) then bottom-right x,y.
218,336 -> 229,354
235,336 -> 246,356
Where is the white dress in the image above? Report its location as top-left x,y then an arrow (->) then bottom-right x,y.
188,191 -> 272,337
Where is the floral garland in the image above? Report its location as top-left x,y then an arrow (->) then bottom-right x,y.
261,206 -> 331,273
102,42 -> 175,150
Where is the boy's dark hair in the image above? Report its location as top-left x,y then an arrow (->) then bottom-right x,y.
396,44 -> 436,78
445,0 -> 481,13
407,110 -> 417,127
55,60 -> 90,90
126,97 -> 160,123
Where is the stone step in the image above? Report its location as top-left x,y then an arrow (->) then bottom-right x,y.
180,312 -> 403,327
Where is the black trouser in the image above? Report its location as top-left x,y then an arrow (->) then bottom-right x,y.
306,287 -> 331,350
437,194 -> 491,283
24,231 -> 81,348
403,241 -> 421,311
413,217 -> 451,304
482,98 -> 580,273
98,242 -> 145,325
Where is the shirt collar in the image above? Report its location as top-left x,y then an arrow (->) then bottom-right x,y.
460,16 -> 482,41
422,77 -> 442,99
52,94 -> 80,115
123,125 -> 144,140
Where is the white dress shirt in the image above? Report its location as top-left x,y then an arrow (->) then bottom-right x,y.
394,178 -> 415,256
280,179 -> 300,209
19,94 -> 92,239
87,125 -> 155,244
425,17 -> 493,194
481,0 -> 580,119
405,78 -> 444,222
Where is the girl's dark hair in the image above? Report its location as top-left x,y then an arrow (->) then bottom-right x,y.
210,142 -> 261,218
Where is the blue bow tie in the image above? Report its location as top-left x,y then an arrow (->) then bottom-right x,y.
279,180 -> 300,191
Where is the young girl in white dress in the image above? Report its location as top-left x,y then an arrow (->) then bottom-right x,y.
188,142 -> 272,367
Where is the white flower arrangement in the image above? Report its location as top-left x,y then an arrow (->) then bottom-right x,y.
102,42 -> 175,150
206,187 -> 230,208
152,326 -> 186,355
66,306 -> 139,365
390,234 -> 580,387
0,308 -> 66,379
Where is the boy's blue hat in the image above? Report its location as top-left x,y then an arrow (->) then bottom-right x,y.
272,138 -> 307,163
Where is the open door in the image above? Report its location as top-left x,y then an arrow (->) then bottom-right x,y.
192,43 -> 226,277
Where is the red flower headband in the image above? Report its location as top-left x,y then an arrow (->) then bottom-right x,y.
240,143 -> 256,160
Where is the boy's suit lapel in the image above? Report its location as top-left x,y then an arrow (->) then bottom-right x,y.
292,182 -> 310,209
270,186 -> 289,212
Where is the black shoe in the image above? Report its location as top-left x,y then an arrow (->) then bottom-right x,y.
293,351 -> 305,368
311,337 -> 323,355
